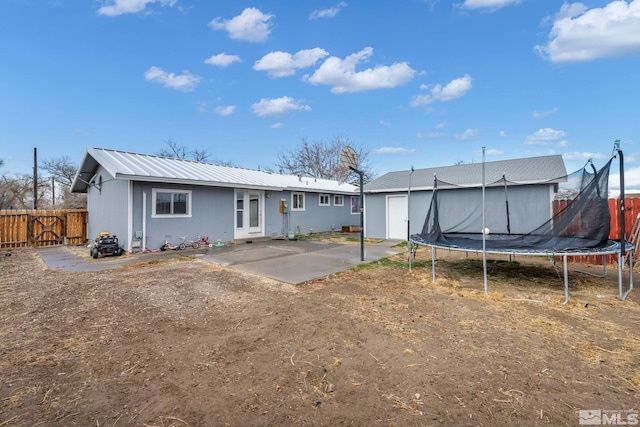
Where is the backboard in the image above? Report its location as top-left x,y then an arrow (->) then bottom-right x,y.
339,146 -> 359,171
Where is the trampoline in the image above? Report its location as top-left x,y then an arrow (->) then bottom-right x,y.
409,144 -> 634,304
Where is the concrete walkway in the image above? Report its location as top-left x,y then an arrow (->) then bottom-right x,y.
37,239 -> 404,284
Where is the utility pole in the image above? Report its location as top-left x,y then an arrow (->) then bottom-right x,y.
33,147 -> 38,209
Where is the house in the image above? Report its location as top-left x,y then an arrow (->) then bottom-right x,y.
71,147 -> 360,252
363,155 -> 568,240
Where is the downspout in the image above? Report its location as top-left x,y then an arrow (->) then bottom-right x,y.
142,191 -> 147,252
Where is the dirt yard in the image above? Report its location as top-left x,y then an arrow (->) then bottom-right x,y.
1,243 -> 639,426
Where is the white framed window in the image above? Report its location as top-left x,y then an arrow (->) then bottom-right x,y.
334,195 -> 344,206
152,189 -> 192,218
319,194 -> 330,206
292,192 -> 305,211
351,196 -> 361,215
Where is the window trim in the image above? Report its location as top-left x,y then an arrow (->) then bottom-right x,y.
152,188 -> 192,218
333,195 -> 344,206
319,193 -> 330,207
291,192 -> 305,211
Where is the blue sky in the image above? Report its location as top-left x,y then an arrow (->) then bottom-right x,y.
1,0 -> 639,190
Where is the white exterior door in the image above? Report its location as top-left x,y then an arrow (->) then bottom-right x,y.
235,190 -> 264,239
387,195 -> 408,240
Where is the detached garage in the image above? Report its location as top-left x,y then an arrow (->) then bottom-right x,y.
363,155 -> 568,240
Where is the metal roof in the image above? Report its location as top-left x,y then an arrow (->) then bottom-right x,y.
71,147 -> 359,194
364,155 -> 568,193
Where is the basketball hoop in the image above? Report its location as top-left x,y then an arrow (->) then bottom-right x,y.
339,146 -> 359,171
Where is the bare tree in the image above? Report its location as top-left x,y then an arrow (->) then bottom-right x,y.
40,156 -> 86,208
157,140 -> 235,166
191,148 -> 210,162
41,156 -> 77,185
275,137 -> 375,184
0,173 -> 45,210
158,139 -> 189,159
0,159 -> 32,209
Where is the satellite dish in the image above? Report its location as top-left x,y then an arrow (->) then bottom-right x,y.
339,146 -> 359,171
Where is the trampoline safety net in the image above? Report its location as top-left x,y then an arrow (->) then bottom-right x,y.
410,158 -> 614,253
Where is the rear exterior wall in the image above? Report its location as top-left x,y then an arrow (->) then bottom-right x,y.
86,166 -> 130,244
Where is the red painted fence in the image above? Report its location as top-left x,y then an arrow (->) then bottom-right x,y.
552,198 -> 640,265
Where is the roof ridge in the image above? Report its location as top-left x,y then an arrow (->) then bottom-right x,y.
90,146 -> 284,175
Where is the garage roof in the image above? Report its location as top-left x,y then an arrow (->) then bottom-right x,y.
364,155 -> 568,193
71,147 -> 359,194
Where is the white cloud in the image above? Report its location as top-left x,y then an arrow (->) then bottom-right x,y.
254,48 -> 329,78
209,8 -> 274,42
435,122 -> 447,129
417,131 -> 444,138
499,130 -> 507,137
536,1 -> 640,63
524,127 -> 566,145
455,128 -> 478,140
270,123 -> 285,129
214,105 -> 236,116
196,101 -> 210,113
204,53 -> 241,68
532,107 -> 558,118
144,66 -> 200,91
455,0 -> 522,11
611,167 -> 640,193
310,1 -> 347,19
563,151 -> 607,161
304,47 -> 416,93
372,146 -> 416,154
98,0 -> 176,16
379,120 -> 391,126
411,75 -> 472,106
251,96 -> 311,117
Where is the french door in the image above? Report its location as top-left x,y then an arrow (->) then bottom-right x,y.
235,190 -> 264,238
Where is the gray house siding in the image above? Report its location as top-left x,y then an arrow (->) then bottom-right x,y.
364,194 -> 386,239
365,192 -> 433,239
434,184 -> 553,234
86,165 -> 130,242
131,182 -> 234,251
365,185 -> 553,240
282,191 -> 355,236
123,183 -> 357,250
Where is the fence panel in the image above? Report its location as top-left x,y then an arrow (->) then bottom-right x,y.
552,198 -> 640,265
0,209 -> 88,249
0,212 -> 30,248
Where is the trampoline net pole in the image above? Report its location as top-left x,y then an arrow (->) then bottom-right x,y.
482,147 -> 488,296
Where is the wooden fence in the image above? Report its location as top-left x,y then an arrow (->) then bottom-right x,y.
0,209 -> 88,249
552,198 -> 640,265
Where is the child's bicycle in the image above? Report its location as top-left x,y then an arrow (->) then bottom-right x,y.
178,235 -> 200,250
195,235 -> 213,248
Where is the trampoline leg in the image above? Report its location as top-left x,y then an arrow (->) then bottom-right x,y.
431,246 -> 436,283
619,251 -> 634,301
626,253 -> 634,300
563,255 -> 570,305
574,255 -> 607,278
